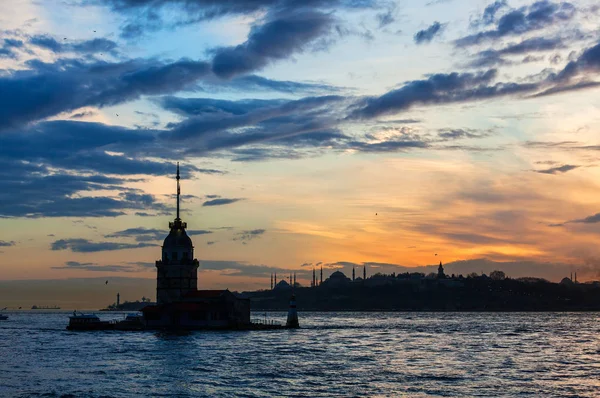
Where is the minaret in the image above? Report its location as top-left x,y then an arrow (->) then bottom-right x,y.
116,292 -> 120,307
571,272 -> 573,281
293,272 -> 296,287
352,267 -> 355,281
271,273 -> 273,290
155,164 -> 200,304
363,265 -> 366,280
320,266 -> 323,286
312,268 -> 316,287
275,272 -> 277,286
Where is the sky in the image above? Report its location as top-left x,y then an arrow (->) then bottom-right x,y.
1,0 -> 600,307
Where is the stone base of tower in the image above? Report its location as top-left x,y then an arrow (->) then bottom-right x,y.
142,290 -> 252,329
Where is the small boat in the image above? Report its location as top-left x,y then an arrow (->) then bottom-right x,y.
114,313 -> 145,330
67,312 -> 114,330
0,314 -> 8,320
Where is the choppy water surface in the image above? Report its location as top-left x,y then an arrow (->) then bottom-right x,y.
1,312 -> 599,397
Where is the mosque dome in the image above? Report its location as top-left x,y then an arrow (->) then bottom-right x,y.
330,270 -> 349,279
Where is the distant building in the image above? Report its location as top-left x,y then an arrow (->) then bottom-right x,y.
321,270 -> 351,288
438,262 -> 445,279
141,164 -> 250,329
274,279 -> 292,290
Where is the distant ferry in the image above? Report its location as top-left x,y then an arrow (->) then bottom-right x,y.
31,305 -> 61,310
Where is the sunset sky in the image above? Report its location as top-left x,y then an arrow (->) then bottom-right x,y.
1,0 -> 600,307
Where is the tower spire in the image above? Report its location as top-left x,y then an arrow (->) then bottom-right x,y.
176,162 -> 181,220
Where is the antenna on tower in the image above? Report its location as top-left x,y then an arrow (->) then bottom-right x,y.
176,162 -> 181,220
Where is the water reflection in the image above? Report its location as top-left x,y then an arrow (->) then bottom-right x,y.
0,312 -> 599,397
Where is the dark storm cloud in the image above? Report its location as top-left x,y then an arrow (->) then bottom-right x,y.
0,241 -> 15,247
534,164 -> 579,174
0,58 -> 209,131
98,0 -> 375,38
211,10 -> 335,79
414,22 -> 443,44
161,94 -> 346,147
187,230 -> 213,236
0,38 -> 25,59
233,229 -> 266,243
51,239 -> 157,253
467,36 -> 565,68
0,171 -> 169,218
572,213 -> 600,224
202,198 -> 244,207
200,74 -> 344,94
30,35 -> 118,55
552,212 -> 600,227
350,69 -> 531,119
159,96 -> 285,117
457,1 -> 576,46
104,227 -> 165,242
481,0 -> 508,25
52,261 -> 137,272
437,128 -> 490,140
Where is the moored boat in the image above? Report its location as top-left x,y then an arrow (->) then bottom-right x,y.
67,312 -> 114,330
0,314 -> 8,320
114,313 -> 145,330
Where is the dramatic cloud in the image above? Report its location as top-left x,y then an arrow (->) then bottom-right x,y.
437,128 -> 491,140
414,22 -> 443,44
187,230 -> 213,236
104,227 -> 165,242
457,1 -> 577,46
202,198 -> 243,207
0,38 -> 25,59
199,259 -> 310,278
0,58 -> 209,130
211,10 -> 335,78
52,261 -> 137,272
233,229 -> 266,243
534,164 -> 579,174
100,0 -> 374,38
468,36 -> 566,67
571,213 -> 600,224
30,35 -> 118,55
351,69 -> 522,119
50,239 -> 157,252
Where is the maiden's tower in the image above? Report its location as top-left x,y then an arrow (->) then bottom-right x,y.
141,164 -> 251,329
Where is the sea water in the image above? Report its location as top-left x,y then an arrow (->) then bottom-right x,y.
1,312 -> 599,397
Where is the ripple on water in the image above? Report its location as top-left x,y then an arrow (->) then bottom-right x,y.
1,312 -> 600,397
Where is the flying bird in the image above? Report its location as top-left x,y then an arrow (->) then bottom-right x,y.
435,253 -> 438,256
116,113 -> 119,116
105,280 -> 108,285
375,213 -> 378,216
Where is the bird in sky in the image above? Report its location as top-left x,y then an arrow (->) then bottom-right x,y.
105,280 -> 108,285
116,113 -> 119,116
375,213 -> 378,215
435,253 -> 438,256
